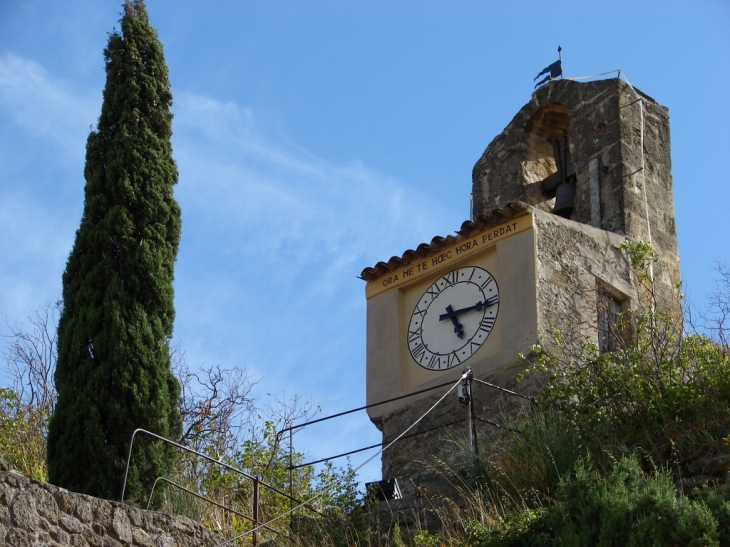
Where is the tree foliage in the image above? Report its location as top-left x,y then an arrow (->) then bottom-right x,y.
47,0 -> 182,504
0,305 -> 58,480
0,388 -> 50,481
163,358 -> 360,542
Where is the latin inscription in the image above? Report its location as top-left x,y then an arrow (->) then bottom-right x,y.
379,222 -> 518,288
366,216 -> 531,299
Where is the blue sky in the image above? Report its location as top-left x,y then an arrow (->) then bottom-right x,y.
1,1 -> 729,489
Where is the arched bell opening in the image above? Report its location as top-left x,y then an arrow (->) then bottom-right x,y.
522,103 -> 575,218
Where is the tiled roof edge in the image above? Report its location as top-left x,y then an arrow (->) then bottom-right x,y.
359,201 -> 530,282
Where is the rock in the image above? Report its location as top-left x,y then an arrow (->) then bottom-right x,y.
132,526 -> 153,547
59,515 -> 84,534
5,526 -> 31,547
111,507 -> 133,543
152,533 -> 175,547
10,489 -> 39,531
74,497 -> 93,523
35,485 -> 59,524
55,489 -> 77,515
1,436 -> 221,547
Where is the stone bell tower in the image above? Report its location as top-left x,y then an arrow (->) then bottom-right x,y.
472,78 -> 680,315
360,77 -> 681,500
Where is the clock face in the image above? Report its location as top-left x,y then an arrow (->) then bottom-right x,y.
407,266 -> 499,370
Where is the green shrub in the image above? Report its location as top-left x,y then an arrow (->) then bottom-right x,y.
522,249 -> 730,475
469,455 -> 726,547
0,388 -> 49,481
442,409 -> 582,513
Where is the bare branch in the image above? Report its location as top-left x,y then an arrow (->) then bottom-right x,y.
1,303 -> 59,410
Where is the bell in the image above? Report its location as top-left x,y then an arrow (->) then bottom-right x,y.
552,182 -> 575,218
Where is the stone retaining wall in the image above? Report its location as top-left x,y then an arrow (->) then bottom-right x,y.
0,463 -> 219,547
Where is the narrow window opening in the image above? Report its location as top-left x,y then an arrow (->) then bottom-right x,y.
597,287 -> 622,354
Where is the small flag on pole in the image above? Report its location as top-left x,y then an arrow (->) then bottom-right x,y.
534,46 -> 563,88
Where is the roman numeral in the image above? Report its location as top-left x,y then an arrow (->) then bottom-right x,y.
426,283 -> 442,298
480,276 -> 495,289
446,351 -> 461,368
413,305 -> 427,318
412,343 -> 426,362
485,296 -> 499,307
479,317 -> 496,332
408,329 -> 421,343
427,354 -> 441,369
442,270 -> 458,287
470,341 -> 480,354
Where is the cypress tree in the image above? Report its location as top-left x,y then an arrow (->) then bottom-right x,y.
47,0 -> 182,504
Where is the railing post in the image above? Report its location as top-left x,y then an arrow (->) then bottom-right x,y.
289,429 -> 293,515
468,371 -> 479,455
252,476 -> 259,547
462,368 -> 478,455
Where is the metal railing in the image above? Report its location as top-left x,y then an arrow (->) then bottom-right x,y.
146,476 -> 285,544
119,372 -> 535,545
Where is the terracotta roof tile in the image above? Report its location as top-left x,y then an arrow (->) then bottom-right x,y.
359,201 -> 530,282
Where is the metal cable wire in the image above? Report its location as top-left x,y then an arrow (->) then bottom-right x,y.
213,372 -> 466,546
276,378 -> 457,440
472,377 -> 535,402
289,418 -> 466,470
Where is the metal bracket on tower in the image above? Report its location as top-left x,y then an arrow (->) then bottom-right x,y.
459,367 -> 478,455
458,368 -> 472,406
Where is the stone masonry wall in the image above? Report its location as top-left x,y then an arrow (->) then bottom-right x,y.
380,364 -> 537,499
0,460 -> 219,547
472,79 -> 679,318
533,209 -> 637,357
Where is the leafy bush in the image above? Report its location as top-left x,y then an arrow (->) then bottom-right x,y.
0,387 -> 49,481
466,455 -> 726,547
523,245 -> 730,477
527,322 -> 730,475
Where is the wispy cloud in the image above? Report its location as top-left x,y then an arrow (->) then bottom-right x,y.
0,51 -> 97,158
174,92 -> 435,283
0,52 -> 94,322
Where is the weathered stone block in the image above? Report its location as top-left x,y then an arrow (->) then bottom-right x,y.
5,526 -> 31,546
131,527 -> 153,547
152,533 -> 175,547
55,489 -> 77,515
35,485 -> 59,524
70,533 -> 91,547
10,489 -> 39,531
102,535 -> 123,547
111,507 -> 133,543
49,526 -> 71,544
59,515 -> 84,534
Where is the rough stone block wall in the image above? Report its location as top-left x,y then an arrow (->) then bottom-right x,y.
0,462 -> 219,547
533,210 -> 637,356
616,85 -> 680,317
472,78 -> 679,318
379,364 -> 537,499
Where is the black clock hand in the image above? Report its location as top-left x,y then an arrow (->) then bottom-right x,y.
445,305 -> 465,339
438,296 -> 499,321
